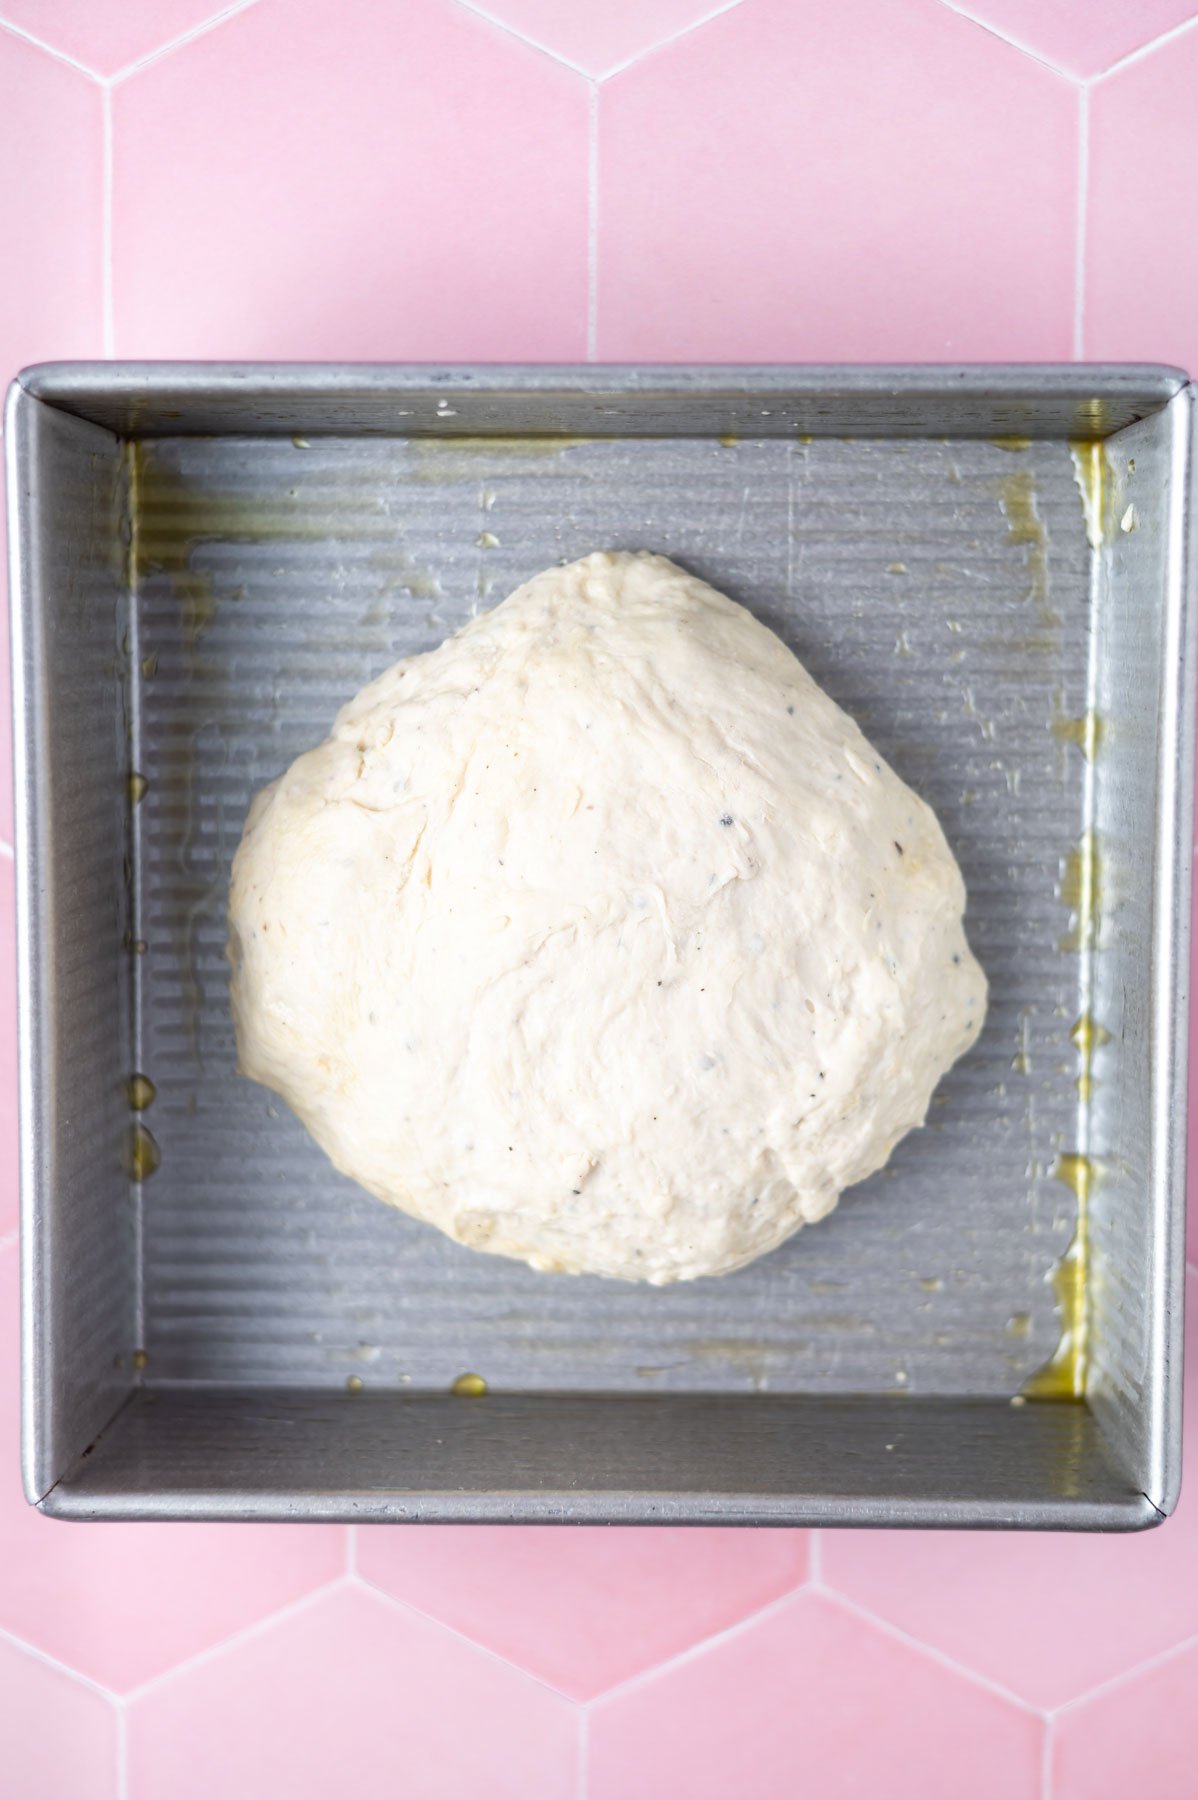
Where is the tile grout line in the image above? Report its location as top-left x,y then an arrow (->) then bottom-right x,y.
119,1576 -> 346,1707
1045,1623 -> 1198,1722
451,0 -> 751,87
116,1704 -> 129,1800
0,1621 -> 118,1702
586,1586 -> 804,1713
807,1526 -> 822,1583
576,1705 -> 589,1800
596,0 -> 751,82
586,83 -> 599,361
818,1585 -> 1045,1718
0,840 -> 13,859
930,0 -> 1077,79
106,0 -> 265,85
1072,86 -> 1089,359
446,0 -> 591,77
348,1571 -> 584,1706
102,84 -> 115,357
1091,11 -> 1198,83
0,12 -> 101,78
345,1522 -> 358,1576
1041,1716 -> 1053,1800
2,0 -> 1191,101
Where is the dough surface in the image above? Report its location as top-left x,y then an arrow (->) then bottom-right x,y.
228,551 -> 986,1283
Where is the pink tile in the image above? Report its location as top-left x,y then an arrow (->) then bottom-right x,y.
111,0 -> 588,361
0,1247 -> 345,1692
465,0 -> 730,76
0,859 -> 16,1241
822,1268 -> 1198,1710
589,1589 -> 1042,1800
359,1522 -> 807,1699
1087,28 -> 1198,375
0,30 -> 102,388
0,1 -> 237,77
597,0 -> 1077,362
958,0 -> 1198,78
1053,1638 -> 1198,1798
0,1635 -> 118,1800
127,1582 -> 578,1800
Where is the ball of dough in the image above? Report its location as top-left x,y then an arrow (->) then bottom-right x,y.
228,551 -> 986,1283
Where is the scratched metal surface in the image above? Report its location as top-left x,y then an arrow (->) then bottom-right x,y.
133,432 -> 1092,1397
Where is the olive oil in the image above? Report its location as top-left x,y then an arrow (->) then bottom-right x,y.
452,1372 -> 488,1397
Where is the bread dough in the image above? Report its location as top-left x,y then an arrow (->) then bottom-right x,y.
228,551 -> 986,1283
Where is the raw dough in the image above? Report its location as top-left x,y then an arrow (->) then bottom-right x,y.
228,551 -> 986,1283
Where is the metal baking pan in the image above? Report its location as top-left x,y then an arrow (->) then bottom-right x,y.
6,363 -> 1194,1528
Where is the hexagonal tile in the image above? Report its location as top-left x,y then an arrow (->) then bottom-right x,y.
1087,26 -> 1198,376
597,0 -> 1077,361
127,1582 -> 579,1800
0,1634 -> 118,1799
358,1522 -> 807,1699
822,1267 -> 1198,1710
0,1 -> 241,77
0,857 -> 16,1241
954,1 -> 1198,79
111,0 -> 588,360
588,1589 -> 1042,1800
461,0 -> 736,78
0,1246 -> 345,1692
0,28 -> 102,387
1052,1638 -> 1198,1797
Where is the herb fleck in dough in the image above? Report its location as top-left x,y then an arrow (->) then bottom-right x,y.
228,551 -> 986,1283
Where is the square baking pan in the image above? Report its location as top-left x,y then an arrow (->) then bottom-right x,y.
6,363 -> 1195,1528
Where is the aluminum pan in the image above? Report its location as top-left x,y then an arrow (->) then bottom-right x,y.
44,1390 -> 1155,1529
134,431 -> 1088,1400
8,363 -> 1193,1528
20,360 -> 1188,440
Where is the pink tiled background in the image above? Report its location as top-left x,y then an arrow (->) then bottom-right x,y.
1,2 -> 1196,1794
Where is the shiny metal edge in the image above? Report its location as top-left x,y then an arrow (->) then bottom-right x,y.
17,359 -> 1190,400
41,1491 -> 1162,1528
14,360 -> 1191,440
36,1390 -> 1158,1530
1149,385 -> 1198,1512
7,384 -> 135,1504
6,380 -> 52,1503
